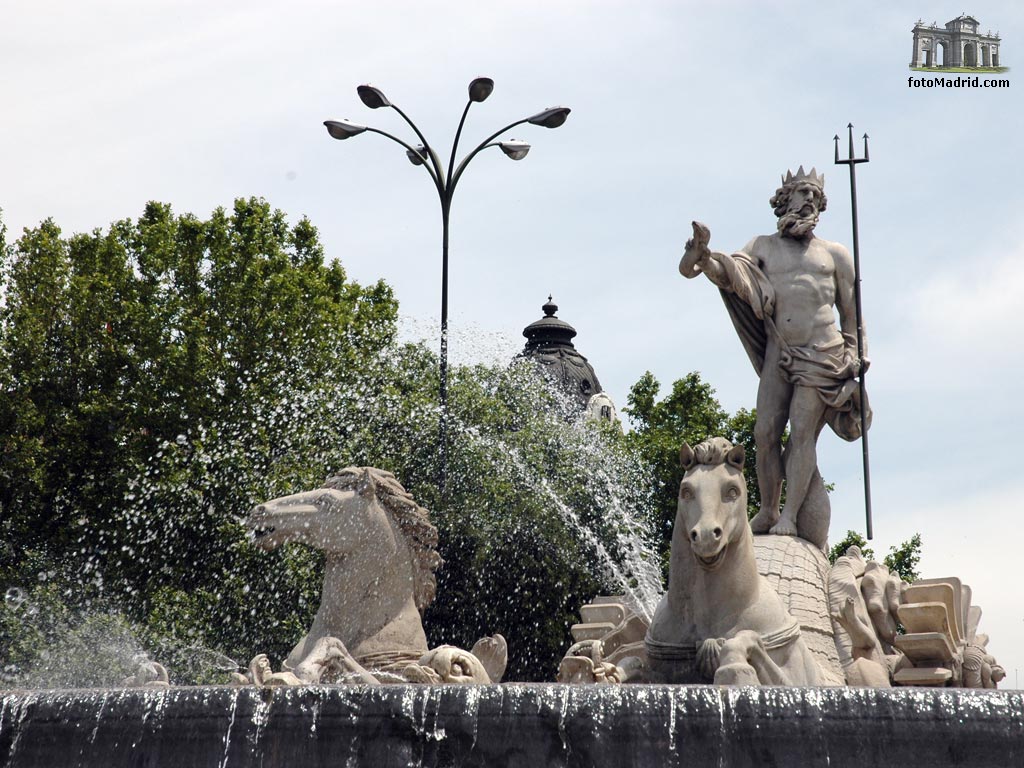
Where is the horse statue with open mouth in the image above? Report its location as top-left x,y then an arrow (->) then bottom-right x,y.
245,466 -> 506,685
645,438 -> 823,686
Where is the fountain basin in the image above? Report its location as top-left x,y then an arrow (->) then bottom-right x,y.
2,684 -> 1022,767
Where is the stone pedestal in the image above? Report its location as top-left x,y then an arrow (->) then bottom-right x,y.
3,685 -> 1024,767
753,534 -> 844,685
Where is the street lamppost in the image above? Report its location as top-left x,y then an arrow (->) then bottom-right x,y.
324,77 -> 570,492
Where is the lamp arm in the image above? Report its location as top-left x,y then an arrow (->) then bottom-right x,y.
389,103 -> 445,183
364,126 -> 444,197
449,117 -> 531,193
446,100 -> 473,192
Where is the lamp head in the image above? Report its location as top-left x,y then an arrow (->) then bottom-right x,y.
468,77 -> 494,103
357,84 -> 391,109
527,107 -> 571,129
324,119 -> 368,140
406,144 -> 429,166
498,140 -> 531,160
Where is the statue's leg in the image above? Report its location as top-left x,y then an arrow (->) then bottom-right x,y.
772,386 -> 827,537
833,595 -> 877,652
283,634 -> 315,672
750,345 -> 791,533
786,416 -> 830,549
796,466 -> 830,550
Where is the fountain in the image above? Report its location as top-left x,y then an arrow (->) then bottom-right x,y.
3,167 -> 1023,767
2,683 -> 1023,767
4,424 -> 1022,765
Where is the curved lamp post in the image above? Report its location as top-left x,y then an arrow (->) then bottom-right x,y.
324,78 -> 570,491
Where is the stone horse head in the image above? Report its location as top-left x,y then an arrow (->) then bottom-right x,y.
247,467 -> 442,670
249,466 -> 441,610
677,437 -> 748,573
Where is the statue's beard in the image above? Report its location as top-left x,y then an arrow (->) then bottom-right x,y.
777,209 -> 819,239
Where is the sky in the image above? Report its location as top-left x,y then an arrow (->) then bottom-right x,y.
3,0 -> 1023,687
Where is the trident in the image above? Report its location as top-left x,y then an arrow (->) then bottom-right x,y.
834,124 -> 873,540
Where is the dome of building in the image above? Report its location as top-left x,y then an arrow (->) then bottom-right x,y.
518,297 -> 615,422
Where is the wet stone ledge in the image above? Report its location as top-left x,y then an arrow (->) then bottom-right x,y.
2,684 -> 1023,767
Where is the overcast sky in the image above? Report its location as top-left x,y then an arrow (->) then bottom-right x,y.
3,0 -> 1022,686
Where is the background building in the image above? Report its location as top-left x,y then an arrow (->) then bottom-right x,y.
518,297 -> 618,423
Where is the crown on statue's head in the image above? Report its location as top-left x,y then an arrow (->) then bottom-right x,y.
781,166 -> 824,190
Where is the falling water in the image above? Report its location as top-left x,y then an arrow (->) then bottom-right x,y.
460,423 -> 662,622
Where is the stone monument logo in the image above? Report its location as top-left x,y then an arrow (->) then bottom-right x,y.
911,15 -> 1004,70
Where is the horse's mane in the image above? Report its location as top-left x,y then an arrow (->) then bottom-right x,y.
323,467 -> 442,611
690,437 -> 737,467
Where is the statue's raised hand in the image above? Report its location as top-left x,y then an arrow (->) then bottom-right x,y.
680,221 -> 712,278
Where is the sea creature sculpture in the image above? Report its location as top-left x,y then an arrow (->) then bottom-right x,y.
404,643 -> 497,685
246,467 -> 506,684
963,634 -> 1005,689
645,438 -> 823,685
828,546 -> 906,686
120,659 -> 170,689
557,640 -> 628,684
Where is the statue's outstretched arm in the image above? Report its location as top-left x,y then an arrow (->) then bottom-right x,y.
680,221 -> 730,287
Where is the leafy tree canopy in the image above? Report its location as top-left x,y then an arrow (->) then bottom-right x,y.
623,370 -> 757,569
827,530 -> 922,583
0,199 -> 397,683
0,202 -> 659,684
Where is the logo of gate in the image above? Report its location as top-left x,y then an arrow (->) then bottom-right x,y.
910,15 -> 1006,72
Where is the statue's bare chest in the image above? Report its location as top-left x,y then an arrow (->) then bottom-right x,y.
758,240 -> 834,282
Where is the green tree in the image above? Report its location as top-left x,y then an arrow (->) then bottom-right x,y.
623,371 -> 758,569
0,200 -> 398,682
828,529 -> 875,564
882,533 -> 922,583
828,530 -> 922,583
2,202 -> 662,684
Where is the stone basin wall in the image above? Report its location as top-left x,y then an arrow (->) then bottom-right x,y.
2,684 -> 1023,767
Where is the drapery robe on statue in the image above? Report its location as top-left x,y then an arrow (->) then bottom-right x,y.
714,248 -> 871,441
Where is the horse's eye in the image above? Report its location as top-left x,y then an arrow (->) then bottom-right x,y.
725,487 -> 740,501
680,487 -> 693,501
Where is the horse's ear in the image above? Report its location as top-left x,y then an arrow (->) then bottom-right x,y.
356,467 -> 375,496
679,443 -> 696,471
726,444 -> 745,471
